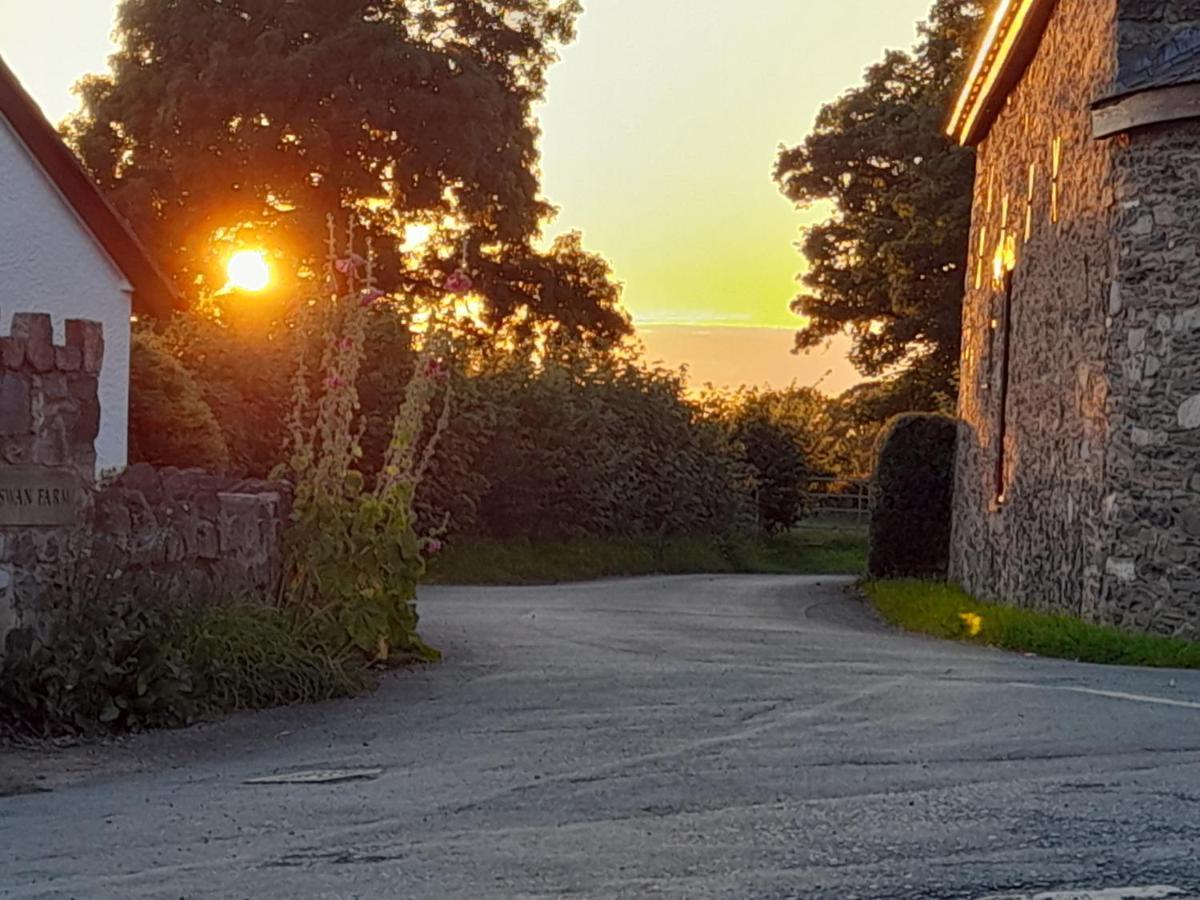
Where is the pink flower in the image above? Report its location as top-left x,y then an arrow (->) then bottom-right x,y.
444,269 -> 473,294
339,337 -> 355,352
424,358 -> 449,382
334,254 -> 366,275
422,538 -> 444,556
360,288 -> 386,307
323,374 -> 346,389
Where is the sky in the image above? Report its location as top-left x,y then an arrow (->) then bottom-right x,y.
0,0 -> 935,395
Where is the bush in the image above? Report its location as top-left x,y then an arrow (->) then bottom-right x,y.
156,314 -> 293,477
129,329 -> 230,471
868,413 -> 957,578
463,350 -> 755,541
730,410 -> 811,532
0,597 -> 368,738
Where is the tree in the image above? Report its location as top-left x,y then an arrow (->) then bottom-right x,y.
66,0 -> 627,343
774,0 -> 983,404
129,329 -> 231,471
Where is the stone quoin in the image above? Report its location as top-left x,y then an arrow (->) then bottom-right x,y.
948,0 -> 1200,636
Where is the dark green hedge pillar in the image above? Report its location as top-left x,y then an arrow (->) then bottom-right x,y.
868,413 -> 958,579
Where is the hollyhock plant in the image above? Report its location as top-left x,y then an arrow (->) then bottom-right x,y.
444,269 -> 473,294
424,358 -> 449,382
334,254 -> 366,275
279,215 -> 454,666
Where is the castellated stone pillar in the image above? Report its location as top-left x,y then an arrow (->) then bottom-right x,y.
0,313 -> 102,651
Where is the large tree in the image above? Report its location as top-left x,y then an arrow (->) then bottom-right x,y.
774,0 -> 983,405
67,0 -> 627,343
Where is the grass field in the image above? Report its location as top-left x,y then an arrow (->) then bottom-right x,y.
426,519 -> 868,585
865,579 -> 1200,670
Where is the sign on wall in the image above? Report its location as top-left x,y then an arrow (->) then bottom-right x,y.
0,466 -> 81,527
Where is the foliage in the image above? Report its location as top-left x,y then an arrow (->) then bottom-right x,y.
128,329 -> 231,472
865,580 -> 1200,670
149,313 -> 295,476
733,411 -> 810,532
0,593 -> 364,739
868,412 -> 957,578
427,521 -> 867,585
65,0 -> 628,344
276,223 -> 449,664
458,346 -> 756,541
774,0 -> 984,399
178,606 -> 370,712
1,598 -> 201,736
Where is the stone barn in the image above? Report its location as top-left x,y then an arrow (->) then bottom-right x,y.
948,0 -> 1200,636
0,54 -> 177,474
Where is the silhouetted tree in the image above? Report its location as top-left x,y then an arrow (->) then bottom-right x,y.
775,0 -> 984,405
66,0 -> 627,344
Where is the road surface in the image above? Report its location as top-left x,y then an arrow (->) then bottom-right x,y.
2,575 -> 1200,899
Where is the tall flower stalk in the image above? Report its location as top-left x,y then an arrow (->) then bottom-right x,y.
278,216 -> 452,663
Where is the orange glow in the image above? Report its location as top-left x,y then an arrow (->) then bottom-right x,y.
948,0 -> 1042,144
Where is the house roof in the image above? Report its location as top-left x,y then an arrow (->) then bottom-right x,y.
1113,33 -> 1200,97
947,0 -> 1058,146
0,55 -> 180,316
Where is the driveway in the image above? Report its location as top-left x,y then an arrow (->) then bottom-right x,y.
2,575 -> 1200,899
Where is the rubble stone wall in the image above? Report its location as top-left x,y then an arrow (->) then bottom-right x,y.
950,0 -> 1121,622
0,316 -> 289,655
1102,119 -> 1200,636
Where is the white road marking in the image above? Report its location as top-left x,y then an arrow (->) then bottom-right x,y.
1009,682 -> 1200,711
978,886 -> 1187,900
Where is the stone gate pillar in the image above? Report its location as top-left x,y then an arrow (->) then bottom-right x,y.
0,312 -> 102,651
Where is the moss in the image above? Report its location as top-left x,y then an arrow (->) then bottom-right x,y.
865,579 -> 1200,669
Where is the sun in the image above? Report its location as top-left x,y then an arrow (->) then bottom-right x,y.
226,250 -> 271,292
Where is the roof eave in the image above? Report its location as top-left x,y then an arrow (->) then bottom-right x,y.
947,0 -> 1058,146
0,55 -> 182,318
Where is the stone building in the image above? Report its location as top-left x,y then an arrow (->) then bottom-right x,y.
0,54 -> 177,473
948,0 -> 1200,636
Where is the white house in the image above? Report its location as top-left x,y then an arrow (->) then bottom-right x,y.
0,55 -> 177,474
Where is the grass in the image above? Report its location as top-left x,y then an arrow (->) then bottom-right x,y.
426,519 -> 868,585
864,579 -> 1200,670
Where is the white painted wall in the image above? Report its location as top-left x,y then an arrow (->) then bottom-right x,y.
0,114 -> 132,475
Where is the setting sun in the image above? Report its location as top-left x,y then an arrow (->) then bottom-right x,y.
226,249 -> 271,292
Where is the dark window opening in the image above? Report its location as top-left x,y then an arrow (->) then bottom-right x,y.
994,270 -> 1016,503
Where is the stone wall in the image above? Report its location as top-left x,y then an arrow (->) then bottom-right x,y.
0,312 -> 102,480
950,0 -> 1121,620
1,465 -> 290,653
1116,0 -> 1200,89
1102,117 -> 1200,635
0,317 -> 290,656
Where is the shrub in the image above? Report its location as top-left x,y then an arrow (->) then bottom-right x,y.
868,412 -> 957,578
156,314 -> 294,477
129,329 -> 230,471
0,596 -> 363,738
1,598 -> 201,735
730,410 -> 811,532
464,349 -> 755,541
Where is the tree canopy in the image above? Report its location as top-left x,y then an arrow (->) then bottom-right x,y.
774,0 -> 983,405
67,0 -> 628,344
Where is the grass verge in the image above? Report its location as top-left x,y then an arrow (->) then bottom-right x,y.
427,521 -> 867,585
864,579 -> 1200,669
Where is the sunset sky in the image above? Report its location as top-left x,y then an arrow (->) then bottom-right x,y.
0,0 -> 935,394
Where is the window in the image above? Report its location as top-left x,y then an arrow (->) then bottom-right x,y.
994,267 -> 1016,503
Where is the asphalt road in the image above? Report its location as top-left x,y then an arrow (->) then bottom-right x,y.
3,575 -> 1200,900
